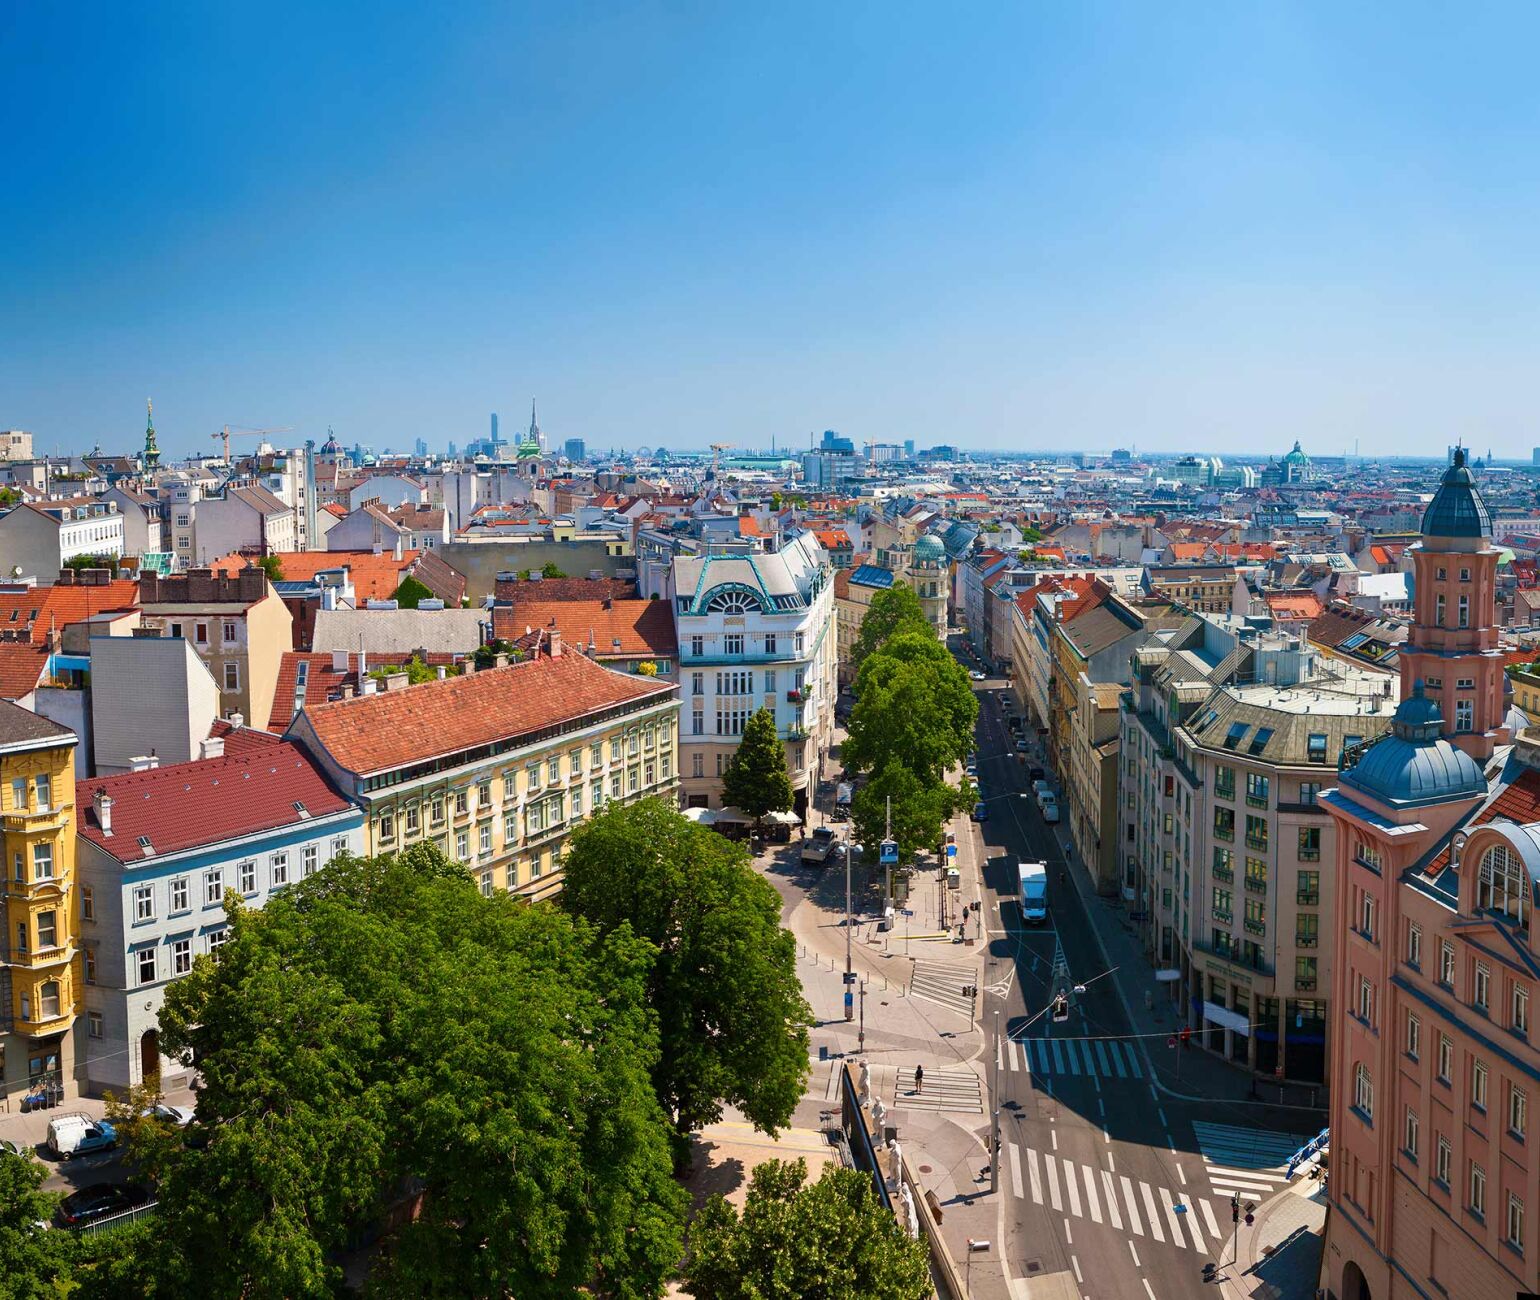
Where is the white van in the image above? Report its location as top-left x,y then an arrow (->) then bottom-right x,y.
47,1113 -> 117,1159
1018,862 -> 1048,924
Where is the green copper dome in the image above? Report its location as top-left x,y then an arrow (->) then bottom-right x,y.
1421,447 -> 1491,539
912,533 -> 945,564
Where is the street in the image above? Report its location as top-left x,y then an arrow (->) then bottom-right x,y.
966,664 -> 1322,1299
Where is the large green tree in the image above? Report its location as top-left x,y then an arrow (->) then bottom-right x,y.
849,582 -> 932,682
682,1159 -> 931,1300
560,800 -> 812,1158
0,1149 -> 75,1299
141,844 -> 684,1299
721,707 -> 794,828
842,631 -> 978,788
852,761 -> 967,865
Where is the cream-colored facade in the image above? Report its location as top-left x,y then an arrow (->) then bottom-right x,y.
1064,675 -> 1121,894
0,705 -> 81,1109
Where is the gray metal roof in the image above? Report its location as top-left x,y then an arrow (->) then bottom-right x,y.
1339,688 -> 1487,808
1420,448 -> 1492,539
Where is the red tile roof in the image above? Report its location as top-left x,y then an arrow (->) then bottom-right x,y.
210,551 -> 421,602
491,598 -> 677,658
0,579 -> 140,699
77,729 -> 353,863
492,576 -> 637,603
290,648 -> 675,776
266,651 -> 466,731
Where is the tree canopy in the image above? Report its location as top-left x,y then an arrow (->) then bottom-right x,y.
390,574 -> 434,608
560,799 -> 812,1156
133,844 -> 684,1299
682,1158 -> 931,1300
849,583 -> 931,682
0,1148 -> 75,1298
842,631 -> 977,788
721,707 -> 794,824
851,761 -> 966,864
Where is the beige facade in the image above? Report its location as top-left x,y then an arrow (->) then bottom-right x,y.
1064,675 -> 1121,894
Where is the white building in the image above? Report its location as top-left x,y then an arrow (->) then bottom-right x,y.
75,727 -> 366,1092
0,501 -> 126,580
673,532 -> 836,818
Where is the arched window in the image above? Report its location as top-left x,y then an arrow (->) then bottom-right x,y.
39,980 -> 60,1018
705,588 -> 758,615
1477,843 -> 1529,929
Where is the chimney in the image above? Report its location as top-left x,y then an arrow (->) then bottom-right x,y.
340,682 -> 356,699
493,652 -> 509,669
436,666 -> 447,680
382,671 -> 409,692
602,595 -> 613,610
229,712 -> 244,729
200,735 -> 225,760
361,677 -> 378,695
549,629 -> 562,658
57,568 -> 75,587
93,790 -> 113,835
129,755 -> 159,772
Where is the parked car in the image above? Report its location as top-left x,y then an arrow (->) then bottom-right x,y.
46,1114 -> 117,1159
56,1182 -> 150,1228
1032,779 -> 1052,802
971,801 -> 988,822
1027,766 -> 1046,784
1014,739 -> 1029,753
969,670 -> 986,681
142,1103 -> 195,1128
1039,793 -> 1061,824
0,1138 -> 25,1159
801,825 -> 841,867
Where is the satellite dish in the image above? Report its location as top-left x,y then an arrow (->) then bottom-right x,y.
10,565 -> 21,578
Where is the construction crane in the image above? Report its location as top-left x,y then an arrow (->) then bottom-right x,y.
213,424 -> 293,462
709,442 -> 734,476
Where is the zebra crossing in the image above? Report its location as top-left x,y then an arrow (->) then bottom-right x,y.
1192,1120 -> 1302,1202
908,958 -> 978,1018
996,1034 -> 1144,1081
892,1065 -> 983,1114
1002,1139 -> 1223,1253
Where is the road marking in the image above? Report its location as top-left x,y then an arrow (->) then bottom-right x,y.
1009,1141 -> 1024,1199
1051,1129 -> 1058,1151
1072,1255 -> 1083,1283
1121,1175 -> 1143,1235
1094,1038 -> 1112,1074
1104,1126 -> 1111,1144
1128,1241 -> 1140,1266
1082,1164 -> 1102,1223
1050,1039 -> 1066,1073
1175,1163 -> 1186,1185
1064,1217 -> 1073,1244
1027,1147 -> 1043,1203
1143,1280 -> 1157,1300
1157,1107 -> 1169,1128
1101,1169 -> 1123,1228
1062,1159 -> 1082,1217
1140,1182 -> 1164,1241
1200,1198 -> 1221,1238
1106,1151 -> 1116,1172
1161,1189 -> 1186,1247
1046,1153 -> 1063,1210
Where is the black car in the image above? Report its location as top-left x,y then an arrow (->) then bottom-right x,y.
56,1181 -> 151,1228
1027,766 -> 1046,784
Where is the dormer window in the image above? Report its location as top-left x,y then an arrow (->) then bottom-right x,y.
1477,843 -> 1528,929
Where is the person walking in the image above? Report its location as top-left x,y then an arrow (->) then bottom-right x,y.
914,1063 -> 924,1096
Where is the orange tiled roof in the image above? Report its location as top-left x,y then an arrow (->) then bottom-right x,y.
291,648 -> 675,776
491,598 -> 678,658
210,551 -> 422,602
0,579 -> 140,699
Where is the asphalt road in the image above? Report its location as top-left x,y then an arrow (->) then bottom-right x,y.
964,668 -> 1321,1300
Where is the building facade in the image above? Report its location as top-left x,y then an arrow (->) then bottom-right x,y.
0,703 -> 82,1108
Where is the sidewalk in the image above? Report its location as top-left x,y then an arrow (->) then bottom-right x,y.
1216,1179 -> 1328,1300
0,1077 -> 199,1160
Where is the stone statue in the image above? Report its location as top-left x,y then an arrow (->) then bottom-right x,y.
858,1059 -> 871,1105
887,1137 -> 904,1191
899,1183 -> 919,1238
871,1096 -> 888,1131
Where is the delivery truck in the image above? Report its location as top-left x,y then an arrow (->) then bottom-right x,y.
1018,861 -> 1048,925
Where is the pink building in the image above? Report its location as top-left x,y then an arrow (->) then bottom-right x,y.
1322,449 -> 1538,1299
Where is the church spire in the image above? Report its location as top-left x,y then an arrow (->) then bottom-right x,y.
528,398 -> 541,451
142,397 -> 161,472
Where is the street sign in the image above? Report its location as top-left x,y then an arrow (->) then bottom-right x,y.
879,840 -> 898,866
900,908 -> 915,917
1167,1036 -> 1177,1049
842,972 -> 856,985
844,991 -> 854,1014
946,843 -> 957,858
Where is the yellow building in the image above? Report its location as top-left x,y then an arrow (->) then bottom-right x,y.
286,638 -> 680,902
0,701 -> 81,1108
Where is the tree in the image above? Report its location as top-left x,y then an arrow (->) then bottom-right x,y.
144,845 -> 685,1299
842,632 -> 978,788
0,1148 -> 76,1298
540,561 -> 567,579
255,554 -> 284,583
1022,525 -> 1044,543
721,707 -> 794,829
63,552 -> 119,573
682,1159 -> 930,1300
850,583 -> 932,682
391,574 -> 433,608
851,761 -> 966,864
472,638 -> 524,670
561,800 -> 812,1162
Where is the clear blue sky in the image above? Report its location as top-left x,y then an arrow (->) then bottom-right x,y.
8,3 -> 1540,459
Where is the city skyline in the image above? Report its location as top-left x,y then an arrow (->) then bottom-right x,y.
12,5 -> 1540,458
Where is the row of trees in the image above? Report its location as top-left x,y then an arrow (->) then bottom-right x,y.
843,582 -> 978,864
5,801 -> 925,1298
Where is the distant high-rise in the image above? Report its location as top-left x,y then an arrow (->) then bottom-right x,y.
490,413 -> 499,446
1532,446 -> 1540,466
447,441 -> 458,459
413,437 -> 428,458
903,439 -> 916,459
564,437 -> 586,464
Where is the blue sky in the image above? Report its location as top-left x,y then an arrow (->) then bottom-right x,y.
7,3 -> 1540,459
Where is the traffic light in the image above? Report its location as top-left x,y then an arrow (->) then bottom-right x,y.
1051,994 -> 1070,1023
1179,1025 -> 1191,1047
1231,1194 -> 1240,1224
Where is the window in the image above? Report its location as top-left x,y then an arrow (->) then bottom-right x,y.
691,671 -> 704,696
1476,963 -> 1491,1011
1358,976 -> 1375,1024
1458,595 -> 1470,629
454,790 -> 468,816
1509,1193 -> 1525,1252
195,622 -> 208,644
1214,808 -> 1234,841
1298,780 -> 1322,806
1295,955 -> 1317,988
1471,1162 -> 1486,1216
169,621 -> 183,639
764,633 -> 777,654
84,946 -> 96,984
690,635 -> 703,657
1244,815 -> 1268,851
610,773 -> 621,799
1307,733 -> 1328,763
1214,766 -> 1235,799
39,980 -> 59,1018
568,749 -> 582,776
223,620 -> 238,644
32,843 -> 52,880
34,774 -> 49,809
610,738 -> 621,762
238,860 -> 257,895
1436,1136 -> 1451,1185
9,776 -> 24,811
1515,984 -> 1530,1036
526,761 -> 541,792
591,780 -> 603,810
405,804 -> 420,834
1438,1034 -> 1453,1084
1297,827 -> 1320,862
1360,893 -> 1377,941
547,755 -> 561,783
1440,941 -> 1456,988
36,910 -> 56,950
88,1011 -> 103,1039
1296,913 -> 1318,947
133,884 -> 154,923
571,786 -> 583,816
1456,699 -> 1473,733
692,707 -> 704,736
331,835 -> 349,857
172,937 -> 192,976
1436,594 -> 1446,625
456,830 -> 469,861
1211,887 -> 1233,921
1511,1084 -> 1528,1139
1213,847 -> 1233,880
1245,857 -> 1268,890
1354,1063 -> 1374,1120
208,928 -> 229,956
479,824 -> 492,855
1405,1107 -> 1420,1159
1407,921 -> 1422,968
1244,898 -> 1266,933
723,633 -> 744,655
378,812 -> 396,843
81,885 -> 95,922
1478,844 -> 1528,928
1406,1011 -> 1421,1059
1357,839 -> 1382,870
1473,1059 -> 1489,1111
429,797 -> 445,826
271,851 -> 290,886
205,868 -> 223,906
590,742 -> 602,767
138,948 -> 157,986
480,870 -> 494,898
1245,772 -> 1270,806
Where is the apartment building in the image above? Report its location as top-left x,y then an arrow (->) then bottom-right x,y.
833,545 -> 946,690
672,532 -> 835,817
1141,564 -> 1238,613
1121,613 -> 1394,1084
1321,451 -> 1540,1300
0,500 -> 126,580
286,640 -> 680,902
1064,674 -> 1123,894
75,726 -> 364,1092
193,484 -> 297,563
0,702 -> 82,1108
136,568 -> 293,729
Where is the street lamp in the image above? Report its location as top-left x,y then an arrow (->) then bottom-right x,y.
844,840 -> 862,1021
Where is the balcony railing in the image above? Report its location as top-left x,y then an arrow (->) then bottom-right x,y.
1297,848 -> 1321,862
1297,891 -> 1320,906
1212,908 -> 1233,924
1277,801 -> 1326,815
1213,866 -> 1234,884
1296,934 -> 1318,948
1214,784 -> 1235,802
1296,978 -> 1317,992
1214,825 -> 1234,842
1245,877 -> 1268,895
1245,834 -> 1269,851
1245,794 -> 1269,809
1244,918 -> 1266,936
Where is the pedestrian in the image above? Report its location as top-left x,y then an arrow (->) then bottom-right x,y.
914,1063 -> 924,1096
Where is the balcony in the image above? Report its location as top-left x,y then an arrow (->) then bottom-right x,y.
3,806 -> 68,834
1214,825 -> 1234,843
1212,908 -> 1233,924
1296,935 -> 1318,948
1297,848 -> 1321,863
1213,866 -> 1234,884
1,942 -> 75,972
1245,834 -> 1269,852
1245,877 -> 1268,895
1297,891 -> 1320,906
1245,794 -> 1269,810
786,689 -> 804,704
1296,978 -> 1317,992
1244,918 -> 1266,936
16,1006 -> 75,1039
1214,784 -> 1235,803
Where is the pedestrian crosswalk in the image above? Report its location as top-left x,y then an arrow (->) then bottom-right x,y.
1192,1120 -> 1301,1202
892,1065 -> 983,1114
908,958 -> 978,1018
1001,1138 -> 1223,1253
996,1034 -> 1144,1081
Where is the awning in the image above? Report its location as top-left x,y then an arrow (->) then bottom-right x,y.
765,810 -> 802,826
681,807 -> 717,825
713,806 -> 753,824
